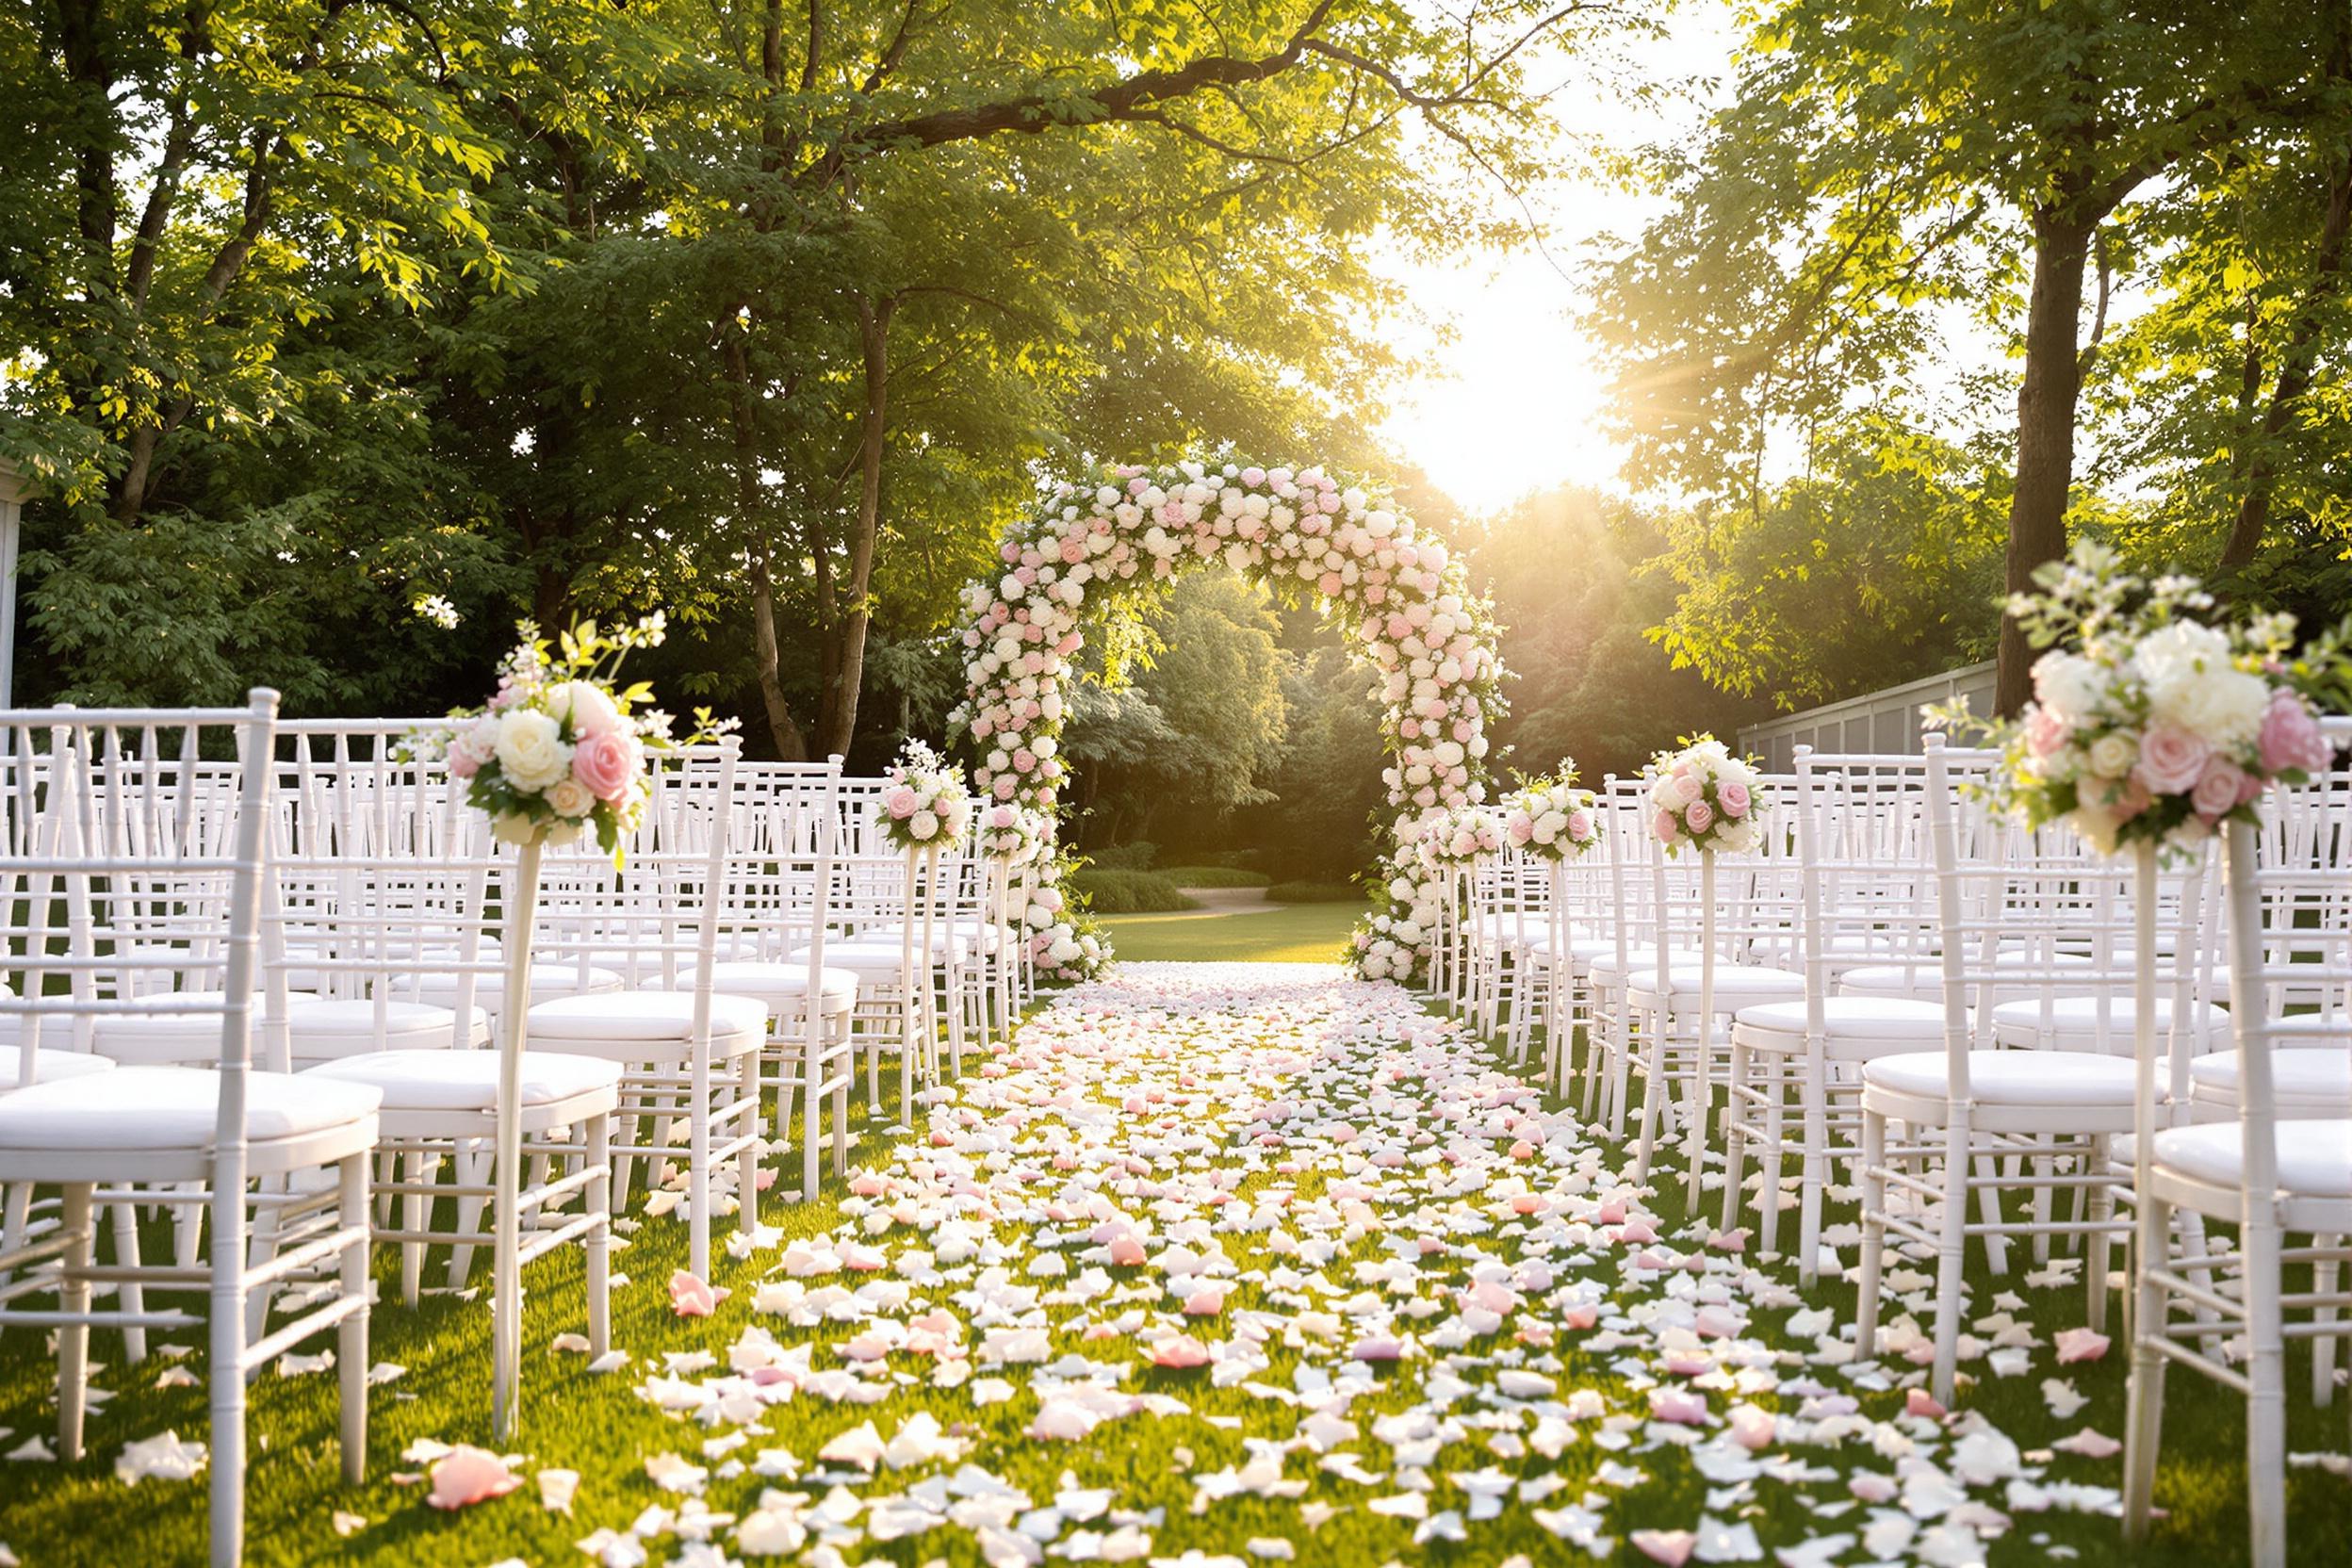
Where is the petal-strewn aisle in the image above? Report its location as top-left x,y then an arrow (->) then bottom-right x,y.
601,962 -> 2148,1568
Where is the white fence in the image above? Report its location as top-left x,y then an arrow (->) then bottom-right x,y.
1738,661 -> 1996,773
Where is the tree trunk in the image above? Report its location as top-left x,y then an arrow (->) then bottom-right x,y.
2217,140 -> 2352,573
816,294 -> 893,757
1996,211 -> 2096,715
750,553 -> 812,760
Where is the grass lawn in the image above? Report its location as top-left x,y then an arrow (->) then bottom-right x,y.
1095,901 -> 1366,964
0,965 -> 2344,1568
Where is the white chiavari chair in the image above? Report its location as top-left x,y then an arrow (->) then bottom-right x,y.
525,741 -> 769,1280
0,695 -> 379,1568
2121,726 -> 2352,1568
1854,732 -> 2218,1403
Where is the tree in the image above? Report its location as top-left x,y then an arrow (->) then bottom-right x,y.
1593,0 -> 2344,712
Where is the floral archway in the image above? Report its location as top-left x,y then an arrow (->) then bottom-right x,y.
946,458 -> 1507,981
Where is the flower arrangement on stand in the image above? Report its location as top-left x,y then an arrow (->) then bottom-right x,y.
874,740 -> 974,852
1504,768 -> 1600,861
1641,734 -> 1772,1205
1962,544 -> 2332,855
1644,736 -> 1769,857
977,802 -> 1050,865
423,616 -> 722,1443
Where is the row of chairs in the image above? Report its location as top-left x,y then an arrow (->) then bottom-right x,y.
1447,728 -> 2350,1568
0,697 -> 1037,1564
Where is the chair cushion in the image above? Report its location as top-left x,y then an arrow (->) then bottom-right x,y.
837,928 -> 972,960
524,989 -> 768,1045
0,1065 -> 380,1150
0,1049 -> 117,1090
791,941 -> 948,975
1630,964 -> 1805,1011
83,991 -> 319,1066
1863,1049 -> 2139,1107
1583,948 -> 1666,984
1732,996 -> 1951,1053
2179,1050 -> 2352,1115
305,1049 -> 621,1113
2147,1119 -> 2352,1199
286,1000 -> 491,1058
1990,994 -> 2228,1051
1838,957 -> 2091,1004
398,965 -> 622,1008
677,962 -> 859,1007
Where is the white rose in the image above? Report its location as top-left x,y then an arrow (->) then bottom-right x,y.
2148,664 -> 2269,746
2031,652 -> 2106,725
909,809 -> 939,841
494,709 -> 571,792
2085,730 -> 2138,778
547,776 -> 595,818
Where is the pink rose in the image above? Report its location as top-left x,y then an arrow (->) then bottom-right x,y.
2258,689 -> 2331,776
1717,781 -> 1750,819
886,785 -> 918,819
1684,799 -> 1714,833
2025,709 -> 2070,759
1565,809 -> 1592,841
2133,724 -> 2209,795
1653,808 -> 1679,842
449,746 -> 482,779
570,728 -> 639,804
2191,758 -> 2245,821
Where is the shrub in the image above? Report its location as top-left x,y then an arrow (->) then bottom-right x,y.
1087,841 -> 1158,870
1070,867 -> 1196,913
1264,880 -> 1365,904
1157,865 -> 1273,889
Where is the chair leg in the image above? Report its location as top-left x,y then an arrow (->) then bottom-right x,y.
586,1112 -> 612,1360
1973,1154 -> 2011,1275
336,1153 -> 369,1485
1757,1058 -> 1788,1262
110,1199 -> 149,1364
447,1141 -> 492,1289
1799,1050 -> 1829,1284
2311,1236 -> 2340,1408
57,1184 -> 95,1462
400,1149 -> 434,1307
737,1050 -> 762,1243
1930,1118 -> 1972,1407
2245,1203 -> 2290,1568
1854,1110 -> 1887,1361
2084,1135 -> 2113,1334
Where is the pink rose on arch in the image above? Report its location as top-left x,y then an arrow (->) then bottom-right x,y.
993,776 -> 1018,800
2192,758 -> 2246,821
1684,798 -> 1714,834
1318,572 -> 1343,596
1012,748 -> 1037,773
1717,781 -> 1751,819
886,785 -> 918,819
1060,537 -> 1086,564
999,541 -> 1021,563
570,728 -> 639,804
1653,808 -> 1679,842
2258,689 -> 2331,776
2134,724 -> 2210,795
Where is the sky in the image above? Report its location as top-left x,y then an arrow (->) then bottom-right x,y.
1374,5 -> 1742,516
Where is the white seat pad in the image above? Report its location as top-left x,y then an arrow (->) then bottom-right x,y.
287,999 -> 490,1057
2147,1119 -> 2352,1199
680,961 -> 859,1003
526,989 -> 768,1045
399,965 -> 623,1007
1732,996 -> 1950,1052
1630,964 -> 1805,1010
0,1050 -> 117,1089
2180,1051 -> 2352,1114
305,1049 -> 621,1113
1864,1049 -> 2138,1107
791,941 -> 949,974
84,990 -> 318,1065
1583,948 -> 1666,983
0,1065 -> 380,1150
1990,994 -> 2228,1050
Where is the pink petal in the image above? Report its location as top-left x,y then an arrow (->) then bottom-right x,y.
2055,1328 -> 2111,1364
1151,1336 -> 1211,1369
667,1269 -> 725,1318
427,1446 -> 520,1511
1904,1387 -> 1947,1419
1630,1529 -> 1696,1566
